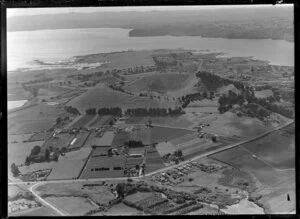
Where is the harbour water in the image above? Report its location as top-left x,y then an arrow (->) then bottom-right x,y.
7,28 -> 294,72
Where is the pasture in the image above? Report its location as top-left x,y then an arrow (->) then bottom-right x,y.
19,147 -> 92,180
70,115 -> 96,129
9,206 -> 59,216
126,116 -> 193,128
145,147 -> 165,173
45,196 -> 98,216
10,120 -> 54,134
254,89 -> 274,99
88,115 -> 113,128
42,133 -> 75,151
132,126 -> 193,145
241,124 -> 295,169
67,84 -> 174,113
76,50 -> 155,69
201,112 -> 272,138
124,73 -> 190,94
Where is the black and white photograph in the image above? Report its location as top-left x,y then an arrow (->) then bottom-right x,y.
6,4 -> 295,216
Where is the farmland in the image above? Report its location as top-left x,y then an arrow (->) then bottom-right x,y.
70,115 -> 96,129
87,115 -> 113,128
124,73 -> 191,94
209,125 -> 295,213
67,84 -> 174,113
8,45 -> 294,216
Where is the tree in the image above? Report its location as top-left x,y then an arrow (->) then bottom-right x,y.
53,154 -> 59,162
25,156 -> 30,166
212,135 -> 218,143
11,163 -> 20,177
31,145 -> 41,156
115,183 -> 126,198
45,148 -> 50,162
61,147 -> 67,154
56,117 -> 62,124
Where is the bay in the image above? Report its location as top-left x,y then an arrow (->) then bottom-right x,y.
7,28 -> 294,72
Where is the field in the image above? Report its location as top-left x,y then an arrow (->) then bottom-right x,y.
10,121 -> 54,134
36,181 -> 116,206
132,126 -> 193,145
240,124 -> 295,169
80,155 -> 125,179
184,99 -> 218,113
156,142 -> 176,156
42,133 -> 75,151
124,73 -> 191,94
254,89 -> 274,99
87,115 -> 113,128
70,115 -> 96,129
209,126 -> 295,214
75,50 -> 155,68
45,196 -> 98,216
99,202 -> 142,216
67,84 -> 173,113
126,116 -> 193,128
8,140 -> 45,181
8,134 -> 33,143
19,147 -> 91,180
8,102 -> 69,135
201,112 -> 273,138
68,132 -> 91,150
145,147 -> 165,173
9,206 -> 59,216
28,131 -> 54,142
111,130 -> 132,146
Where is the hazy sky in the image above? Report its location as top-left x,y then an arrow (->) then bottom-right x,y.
7,4 -> 292,18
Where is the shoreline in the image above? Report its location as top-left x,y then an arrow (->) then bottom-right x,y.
8,48 -> 293,74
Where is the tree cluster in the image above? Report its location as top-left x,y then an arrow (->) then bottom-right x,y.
124,107 -> 185,117
124,140 -> 144,148
98,107 -> 122,116
65,106 -> 81,115
218,90 -> 245,113
179,91 -> 214,108
125,65 -> 157,75
86,108 -> 97,115
196,71 -> 246,91
11,163 -> 20,177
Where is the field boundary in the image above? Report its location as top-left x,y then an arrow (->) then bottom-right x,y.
207,156 -> 241,171
77,149 -> 94,179
8,103 -> 38,115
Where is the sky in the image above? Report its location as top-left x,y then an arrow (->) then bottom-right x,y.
7,4 -> 292,18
